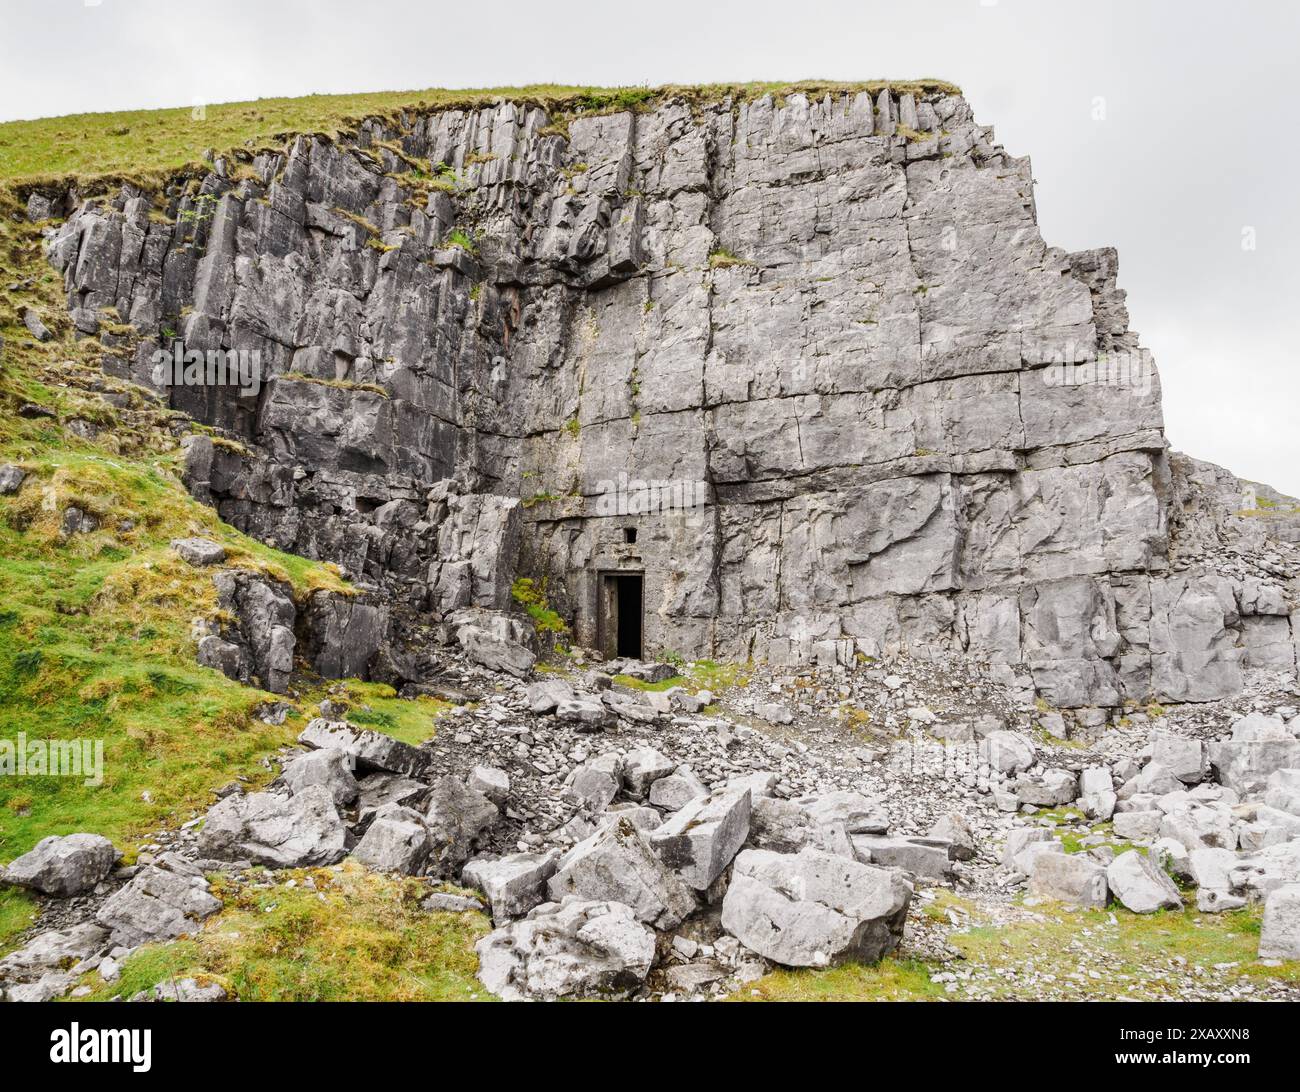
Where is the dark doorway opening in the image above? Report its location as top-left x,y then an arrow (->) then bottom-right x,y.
599,571 -> 644,659
615,573 -> 643,658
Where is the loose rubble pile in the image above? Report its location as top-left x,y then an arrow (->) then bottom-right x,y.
1009,708 -> 1300,932
5,627 -> 1300,1002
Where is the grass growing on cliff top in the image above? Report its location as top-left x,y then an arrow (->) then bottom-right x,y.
72,863 -> 493,1002
0,79 -> 960,187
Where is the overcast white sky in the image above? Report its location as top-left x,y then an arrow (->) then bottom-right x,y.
2,0 -> 1296,494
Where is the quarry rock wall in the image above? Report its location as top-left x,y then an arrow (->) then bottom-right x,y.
43,86 -> 1299,705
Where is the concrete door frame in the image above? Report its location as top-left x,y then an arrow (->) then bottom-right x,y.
596,569 -> 644,659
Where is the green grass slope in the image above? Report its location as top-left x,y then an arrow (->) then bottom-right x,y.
0,180 -> 422,949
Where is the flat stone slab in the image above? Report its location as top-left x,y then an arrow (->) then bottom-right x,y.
299,717 -> 433,779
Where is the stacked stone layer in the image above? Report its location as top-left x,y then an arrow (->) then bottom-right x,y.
44,88 -> 1298,704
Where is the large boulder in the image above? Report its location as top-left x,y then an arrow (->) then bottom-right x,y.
1,833 -> 118,897
602,689 -> 662,726
352,804 -> 432,875
1002,827 -> 1061,872
1264,769 -> 1300,816
980,731 -> 1036,775
424,775 -> 500,879
928,812 -> 977,861
171,537 -> 227,567
748,796 -> 854,856
548,817 -> 696,929
355,772 -> 432,829
1106,849 -> 1183,913
277,747 -> 360,807
1230,841 -> 1300,902
462,851 -> 559,920
21,307 -> 52,341
467,765 -> 510,807
851,835 -> 955,882
555,697 -> 615,732
1078,766 -> 1117,820
476,899 -> 656,1000
649,789 -> 751,890
0,464 -> 27,495
1187,846 -> 1238,893
797,791 -> 889,835
564,754 -> 623,810
1238,804 -> 1300,849
1027,851 -> 1109,909
1149,731 -> 1206,784
1158,800 -> 1236,853
1014,768 -> 1079,807
198,786 -> 349,868
721,847 -> 913,968
1209,716 -> 1300,793
1227,712 -> 1288,740
1112,810 -> 1162,842
95,859 -> 222,947
1259,884 -> 1300,961
622,747 -> 676,799
648,765 -> 709,811
607,803 -> 663,832
298,718 -> 433,779
1124,761 -> 1183,797
525,678 -> 574,714
454,618 -> 536,678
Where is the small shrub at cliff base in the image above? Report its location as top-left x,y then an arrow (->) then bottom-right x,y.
511,577 -> 567,635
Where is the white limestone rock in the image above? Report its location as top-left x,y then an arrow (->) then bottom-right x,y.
547,817 -> 697,929
649,789 -> 751,889
476,899 -> 656,1000
1,833 -> 118,897
1106,849 -> 1183,913
721,847 -> 912,968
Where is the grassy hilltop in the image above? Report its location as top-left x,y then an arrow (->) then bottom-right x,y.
0,79 -> 960,186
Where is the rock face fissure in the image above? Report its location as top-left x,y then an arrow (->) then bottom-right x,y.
42,88 -> 1299,705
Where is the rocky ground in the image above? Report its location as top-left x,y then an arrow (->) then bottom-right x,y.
4,85 -> 1300,1005
3,607 -> 1299,1002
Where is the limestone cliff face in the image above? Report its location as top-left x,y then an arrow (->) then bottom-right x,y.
42,86 -> 1299,705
